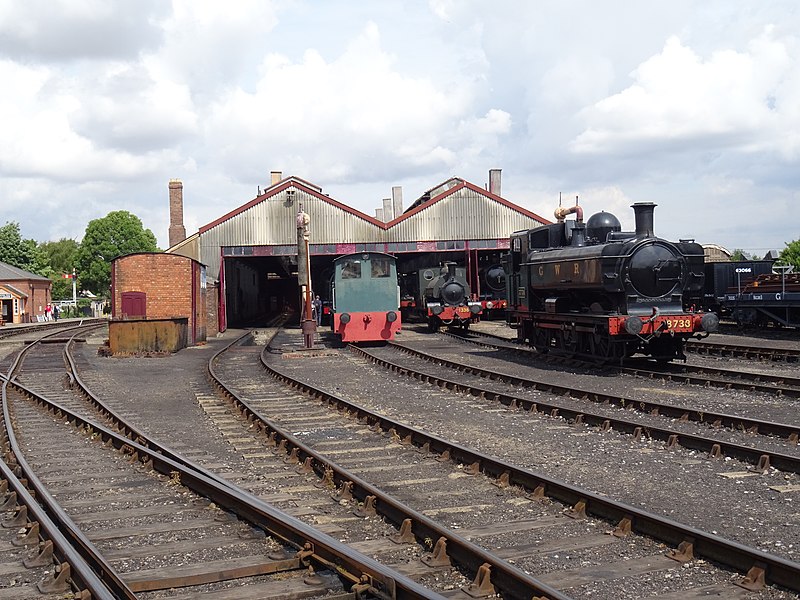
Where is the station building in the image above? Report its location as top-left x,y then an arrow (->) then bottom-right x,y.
166,170 -> 549,333
0,261 -> 52,324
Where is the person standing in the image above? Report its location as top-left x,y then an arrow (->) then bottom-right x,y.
53,304 -> 59,321
312,295 -> 322,325
45,303 -> 52,321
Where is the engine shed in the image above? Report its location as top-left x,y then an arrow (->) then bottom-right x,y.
167,170 -> 548,332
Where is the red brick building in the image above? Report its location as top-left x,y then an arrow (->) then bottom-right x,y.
0,260 -> 52,324
111,253 -> 207,346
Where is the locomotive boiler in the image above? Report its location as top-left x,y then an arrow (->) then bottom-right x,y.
404,263 -> 482,331
504,202 -> 719,362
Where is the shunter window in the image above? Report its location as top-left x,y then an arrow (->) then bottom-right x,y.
371,258 -> 390,278
341,260 -> 362,279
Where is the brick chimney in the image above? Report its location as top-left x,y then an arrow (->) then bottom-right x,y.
168,179 -> 187,248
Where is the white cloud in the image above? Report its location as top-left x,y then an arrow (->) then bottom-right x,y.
0,0 -> 165,60
571,29 -> 800,161
202,21 -> 503,184
0,0 -> 798,256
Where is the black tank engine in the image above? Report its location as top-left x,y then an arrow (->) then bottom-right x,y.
504,202 -> 719,362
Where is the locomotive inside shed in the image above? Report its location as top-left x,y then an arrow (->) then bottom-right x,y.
221,247 -> 509,328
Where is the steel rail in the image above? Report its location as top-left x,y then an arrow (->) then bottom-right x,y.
5,373 -> 442,600
14,325 -> 445,600
685,339 -> 800,362
621,363 -> 800,400
451,329 -> 800,399
379,342 -> 800,473
0,317 -> 107,341
1,324 -> 133,599
210,334 -> 573,600
336,343 -> 800,593
440,332 -> 800,440
0,450 -> 120,600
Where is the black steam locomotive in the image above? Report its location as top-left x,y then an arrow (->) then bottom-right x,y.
503,202 -> 719,362
402,263 -> 482,331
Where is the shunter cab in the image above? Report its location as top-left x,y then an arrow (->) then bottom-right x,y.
330,252 -> 401,343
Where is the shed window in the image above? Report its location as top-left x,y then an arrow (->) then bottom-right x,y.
436,240 -> 465,250
371,258 -> 390,278
341,260 -> 361,279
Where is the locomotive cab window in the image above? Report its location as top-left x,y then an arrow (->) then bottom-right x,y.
371,257 -> 390,278
341,260 -> 361,279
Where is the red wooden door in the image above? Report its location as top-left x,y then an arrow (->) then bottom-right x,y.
121,292 -> 146,318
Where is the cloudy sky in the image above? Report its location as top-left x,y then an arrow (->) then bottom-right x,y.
1,1 -> 798,256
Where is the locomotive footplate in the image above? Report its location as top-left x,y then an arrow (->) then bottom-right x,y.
518,312 -> 702,336
610,314 -> 699,336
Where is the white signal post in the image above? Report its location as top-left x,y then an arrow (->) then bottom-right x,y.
72,268 -> 77,307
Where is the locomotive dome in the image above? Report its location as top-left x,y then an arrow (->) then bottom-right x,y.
586,211 -> 621,243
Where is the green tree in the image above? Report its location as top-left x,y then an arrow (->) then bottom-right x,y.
779,239 -> 800,270
74,211 -> 159,296
0,222 -> 49,274
730,248 -> 752,261
41,239 -> 80,299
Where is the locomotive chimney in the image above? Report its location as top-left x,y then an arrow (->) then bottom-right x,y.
632,202 -> 656,238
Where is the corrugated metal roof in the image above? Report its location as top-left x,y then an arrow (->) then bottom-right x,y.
190,175 -> 550,280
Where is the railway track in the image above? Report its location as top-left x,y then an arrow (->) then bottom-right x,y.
202,327 -> 800,598
2,323 -> 442,598
0,318 -> 106,343
209,330 -> 567,600
685,339 -> 800,363
450,327 -> 800,400
392,336 -> 800,470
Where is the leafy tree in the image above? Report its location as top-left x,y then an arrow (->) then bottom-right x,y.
74,211 -> 159,296
41,239 -> 80,299
779,239 -> 800,270
730,248 -> 752,261
0,222 -> 48,274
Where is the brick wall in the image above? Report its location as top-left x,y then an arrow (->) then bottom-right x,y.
112,253 -> 206,344
206,281 -> 219,337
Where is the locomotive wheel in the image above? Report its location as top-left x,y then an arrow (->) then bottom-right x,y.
590,330 -> 616,364
558,328 -> 578,358
530,326 -> 549,354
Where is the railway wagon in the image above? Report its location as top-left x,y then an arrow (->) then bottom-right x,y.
504,202 -> 719,362
722,272 -> 800,329
702,259 -> 799,328
330,252 -> 401,343
703,259 -> 776,317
